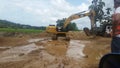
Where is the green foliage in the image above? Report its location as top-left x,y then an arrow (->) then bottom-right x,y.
89,0 -> 105,22
0,19 -> 45,33
0,28 -> 43,33
67,22 -> 79,31
56,18 -> 79,31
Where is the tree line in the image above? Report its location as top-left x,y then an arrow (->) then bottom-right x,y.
0,19 -> 79,31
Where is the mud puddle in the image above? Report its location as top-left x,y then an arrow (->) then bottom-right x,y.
0,47 -> 11,52
66,40 -> 86,60
0,47 -> 11,49
0,43 -> 44,62
0,38 -> 50,62
0,38 -> 89,68
28,37 -> 50,43
0,39 -> 87,62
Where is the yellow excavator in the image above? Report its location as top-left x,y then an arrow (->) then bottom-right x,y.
46,10 -> 96,40
46,0 -> 113,40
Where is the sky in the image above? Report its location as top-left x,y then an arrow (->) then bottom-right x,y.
0,0 -> 114,29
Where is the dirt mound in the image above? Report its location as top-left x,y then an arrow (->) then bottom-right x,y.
81,37 -> 111,68
31,32 -> 51,38
0,37 -> 29,46
0,32 -> 25,37
68,31 -> 87,40
45,41 -> 69,56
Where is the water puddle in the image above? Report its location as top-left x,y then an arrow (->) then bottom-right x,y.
66,40 -> 86,60
0,47 -> 11,49
0,38 -> 87,63
28,38 -> 46,43
0,43 -> 44,62
0,47 -> 11,51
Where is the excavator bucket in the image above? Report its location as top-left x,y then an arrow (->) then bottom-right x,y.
83,27 -> 91,36
99,53 -> 120,68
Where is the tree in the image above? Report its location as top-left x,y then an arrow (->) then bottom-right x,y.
67,23 -> 79,31
56,18 -> 79,31
89,0 -> 105,22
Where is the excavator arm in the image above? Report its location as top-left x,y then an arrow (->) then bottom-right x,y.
63,10 -> 96,30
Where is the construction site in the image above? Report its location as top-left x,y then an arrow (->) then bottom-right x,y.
0,31 -> 111,68
0,0 -> 117,68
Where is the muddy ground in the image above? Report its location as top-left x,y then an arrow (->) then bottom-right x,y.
0,31 -> 111,68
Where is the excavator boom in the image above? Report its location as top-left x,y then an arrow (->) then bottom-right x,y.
63,10 -> 95,29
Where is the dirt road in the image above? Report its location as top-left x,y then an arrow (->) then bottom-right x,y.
0,32 -> 111,68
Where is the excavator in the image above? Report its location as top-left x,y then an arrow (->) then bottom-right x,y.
46,10 -> 96,40
46,0 -> 112,40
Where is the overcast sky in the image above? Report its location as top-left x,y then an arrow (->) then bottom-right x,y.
0,0 -> 114,29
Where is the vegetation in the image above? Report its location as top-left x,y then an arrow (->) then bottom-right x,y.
0,19 -> 45,33
0,20 -> 46,33
89,0 -> 105,22
56,18 -> 79,31
0,28 -> 43,33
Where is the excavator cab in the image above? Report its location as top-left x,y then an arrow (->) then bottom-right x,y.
99,53 -> 120,68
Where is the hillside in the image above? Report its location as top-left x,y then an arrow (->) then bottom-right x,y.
0,20 -> 46,30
